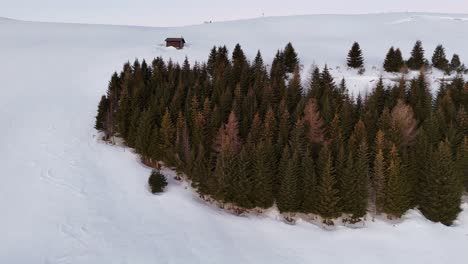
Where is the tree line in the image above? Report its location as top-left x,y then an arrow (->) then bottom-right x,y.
347,40 -> 466,74
96,42 -> 468,225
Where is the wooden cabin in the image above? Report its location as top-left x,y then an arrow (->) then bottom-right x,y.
165,37 -> 186,49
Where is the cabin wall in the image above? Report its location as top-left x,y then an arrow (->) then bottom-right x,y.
166,41 -> 183,49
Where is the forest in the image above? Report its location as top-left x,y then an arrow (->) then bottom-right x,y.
95,41 -> 468,226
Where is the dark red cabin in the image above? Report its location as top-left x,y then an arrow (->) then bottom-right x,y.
165,37 -> 186,49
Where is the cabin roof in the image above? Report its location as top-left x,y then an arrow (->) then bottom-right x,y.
165,38 -> 186,43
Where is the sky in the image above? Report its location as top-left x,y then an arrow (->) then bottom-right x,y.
1,0 -> 468,26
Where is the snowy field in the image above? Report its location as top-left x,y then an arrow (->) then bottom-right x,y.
1,13 -> 467,264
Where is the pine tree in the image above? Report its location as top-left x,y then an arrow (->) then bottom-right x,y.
347,42 -> 364,68
431,45 -> 449,71
407,40 -> 426,70
383,144 -> 408,218
316,145 -> 340,223
420,140 -> 462,225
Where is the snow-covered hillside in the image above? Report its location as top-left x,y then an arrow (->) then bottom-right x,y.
0,13 -> 467,264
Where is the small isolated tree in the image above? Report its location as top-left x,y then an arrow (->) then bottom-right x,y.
407,40 -> 426,70
347,42 -> 364,69
383,47 -> 396,72
283,42 -> 299,74
148,170 -> 168,194
384,47 -> 405,72
431,45 -> 449,71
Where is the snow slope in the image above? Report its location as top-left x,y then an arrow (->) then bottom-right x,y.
0,13 -> 467,264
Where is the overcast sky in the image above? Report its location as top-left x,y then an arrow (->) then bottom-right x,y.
1,0 -> 468,26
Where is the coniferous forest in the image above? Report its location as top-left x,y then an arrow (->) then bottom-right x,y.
96,41 -> 468,226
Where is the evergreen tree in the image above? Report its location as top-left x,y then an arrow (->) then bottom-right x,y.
383,47 -> 395,72
287,65 -> 303,113
409,73 -> 432,123
316,145 -> 340,223
420,140 -> 462,225
278,150 -> 300,213
407,40 -> 426,70
457,137 -> 468,192
95,95 -> 109,131
450,54 -> 461,72
135,109 -> 155,157
431,45 -> 449,71
301,149 -> 317,213
232,146 -> 255,208
383,47 -> 404,72
394,48 -> 404,72
283,42 -> 299,73
252,141 -> 274,208
347,42 -> 364,68
373,131 -> 386,214
148,170 -> 168,194
383,145 -> 408,218
160,110 -> 176,166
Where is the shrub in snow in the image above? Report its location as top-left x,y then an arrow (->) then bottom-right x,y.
148,170 -> 168,194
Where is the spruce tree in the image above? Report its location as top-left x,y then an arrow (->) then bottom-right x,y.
278,150 -> 300,213
252,141 -> 274,208
383,47 -> 396,72
457,137 -> 468,192
95,95 -> 109,131
384,47 -> 404,72
450,54 -> 461,72
287,65 -> 303,113
301,149 -> 317,213
135,109 -> 155,158
407,40 -> 426,70
232,146 -> 254,208
148,170 -> 168,194
431,45 -> 449,71
316,145 -> 340,223
160,110 -> 176,166
394,48 -> 404,72
373,131 -> 386,214
420,140 -> 462,225
347,42 -> 364,69
283,42 -> 299,73
383,144 -> 408,218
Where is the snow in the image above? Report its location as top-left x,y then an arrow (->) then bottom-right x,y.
0,13 -> 467,264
